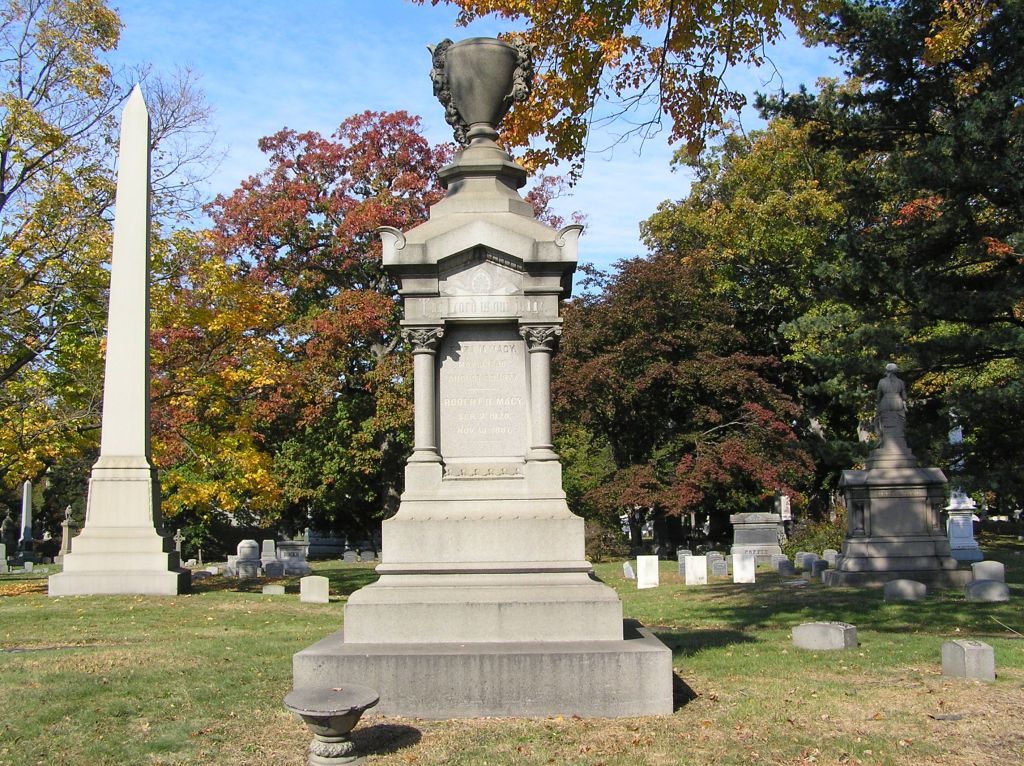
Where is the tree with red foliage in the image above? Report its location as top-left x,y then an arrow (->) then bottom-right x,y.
553,254 -> 813,547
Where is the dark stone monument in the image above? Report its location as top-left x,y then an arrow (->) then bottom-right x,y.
823,365 -> 970,588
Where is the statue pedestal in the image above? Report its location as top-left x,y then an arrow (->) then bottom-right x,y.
947,509 -> 984,562
824,464 -> 970,589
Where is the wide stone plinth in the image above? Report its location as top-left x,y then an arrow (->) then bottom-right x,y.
293,620 -> 673,718
729,512 -> 783,564
48,466 -> 190,597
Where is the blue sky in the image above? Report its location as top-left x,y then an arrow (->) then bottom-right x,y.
109,0 -> 841,274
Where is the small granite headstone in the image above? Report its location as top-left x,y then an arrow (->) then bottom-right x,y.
236,539 -> 260,579
685,555 -> 708,586
23,561 -> 34,572
822,549 -> 839,566
263,584 -> 286,595
300,575 -> 330,604
733,554 -> 756,584
810,559 -> 829,578
971,561 -> 1005,583
942,639 -> 995,682
260,539 -> 277,567
711,559 -> 728,578
883,579 -> 927,602
0,542 -> 7,573
622,561 -> 635,580
676,549 -> 692,559
277,541 -> 312,575
964,580 -> 1010,602
801,553 -> 820,573
263,560 -> 285,578
342,550 -> 359,564
359,548 -> 377,562
224,555 -> 238,577
792,622 -> 857,650
777,560 -> 797,576
636,555 -> 659,589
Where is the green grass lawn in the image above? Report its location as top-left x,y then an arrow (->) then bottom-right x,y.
2,542 -> 1022,766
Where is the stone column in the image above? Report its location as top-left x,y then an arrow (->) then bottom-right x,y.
18,480 -> 34,562
403,327 -> 444,462
520,325 -> 561,460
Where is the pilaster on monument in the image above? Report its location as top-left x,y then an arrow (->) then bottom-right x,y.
293,37 -> 672,717
48,87 -> 189,597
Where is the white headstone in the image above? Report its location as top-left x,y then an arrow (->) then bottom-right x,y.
300,575 -> 330,604
636,555 -> 659,589
733,554 -> 756,584
622,561 -> 635,580
971,561 -> 1005,583
685,555 -> 708,586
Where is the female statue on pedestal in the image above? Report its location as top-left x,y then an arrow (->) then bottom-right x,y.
876,363 -> 907,440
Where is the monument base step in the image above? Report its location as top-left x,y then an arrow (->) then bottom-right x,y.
292,620 -> 673,718
48,568 -> 191,596
822,568 -> 971,589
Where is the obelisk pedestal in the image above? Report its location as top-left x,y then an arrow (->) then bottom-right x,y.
49,87 -> 189,596
293,38 -> 671,717
824,365 -> 969,589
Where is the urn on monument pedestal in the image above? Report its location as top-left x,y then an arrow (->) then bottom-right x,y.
292,37 -> 672,718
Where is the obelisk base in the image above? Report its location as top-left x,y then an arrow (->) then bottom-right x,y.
48,465 -> 190,596
293,620 -> 673,718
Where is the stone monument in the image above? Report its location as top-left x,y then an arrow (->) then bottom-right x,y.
17,479 -> 35,564
945,490 -> 983,562
823,364 -> 969,588
729,511 -> 783,565
49,87 -> 190,597
293,37 -> 671,717
56,506 -> 74,565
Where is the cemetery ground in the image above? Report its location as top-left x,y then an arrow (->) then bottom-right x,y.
2,538 -> 1022,766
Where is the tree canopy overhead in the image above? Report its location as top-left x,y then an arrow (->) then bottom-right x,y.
416,0 -> 831,176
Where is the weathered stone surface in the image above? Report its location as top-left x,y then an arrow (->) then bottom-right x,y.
777,561 -> 797,576
964,580 -> 1010,602
942,639 -> 995,681
801,554 -> 820,573
945,492 -> 983,562
277,541 -> 312,575
811,559 -> 830,579
822,549 -> 840,565
263,584 -> 286,595
710,560 -> 728,578
971,561 -> 1005,583
792,622 -> 858,651
300,575 -> 330,604
733,554 -> 756,584
684,555 -> 708,586
636,555 -> 659,589
622,561 -> 635,580
730,512 -> 784,564
294,621 -> 672,718
883,578 -> 927,601
263,560 -> 285,578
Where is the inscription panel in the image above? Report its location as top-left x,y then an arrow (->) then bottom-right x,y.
438,324 -> 527,462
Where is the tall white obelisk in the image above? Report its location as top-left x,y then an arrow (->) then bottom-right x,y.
49,87 -> 190,596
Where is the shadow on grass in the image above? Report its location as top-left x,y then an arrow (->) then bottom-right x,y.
351,723 -> 422,755
672,672 -> 698,711
652,628 -> 757,658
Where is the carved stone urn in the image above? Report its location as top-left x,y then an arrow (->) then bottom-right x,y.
429,36 -> 532,144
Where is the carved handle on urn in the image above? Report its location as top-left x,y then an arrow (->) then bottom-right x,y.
402,327 -> 445,353
428,39 -> 468,146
